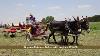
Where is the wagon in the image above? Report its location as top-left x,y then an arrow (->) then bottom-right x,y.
25,25 -> 48,41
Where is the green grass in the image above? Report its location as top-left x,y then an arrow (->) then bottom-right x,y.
0,30 -> 100,46
90,22 -> 100,30
0,22 -> 100,56
0,22 -> 100,46
0,49 -> 100,56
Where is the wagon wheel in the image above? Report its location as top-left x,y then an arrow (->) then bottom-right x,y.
3,32 -> 9,37
26,33 -> 32,41
10,33 -> 16,38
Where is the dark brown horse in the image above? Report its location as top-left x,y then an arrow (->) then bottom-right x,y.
68,17 -> 81,45
46,18 -> 81,45
80,16 -> 90,33
46,21 -> 69,44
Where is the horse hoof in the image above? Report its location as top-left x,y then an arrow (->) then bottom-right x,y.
29,39 -> 32,41
65,42 -> 68,45
70,42 -> 74,45
55,42 -> 57,44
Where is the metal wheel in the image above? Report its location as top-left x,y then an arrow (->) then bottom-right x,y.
3,32 -> 9,37
9,33 -> 16,38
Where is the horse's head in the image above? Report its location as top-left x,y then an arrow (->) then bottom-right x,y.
67,18 -> 81,34
80,17 -> 90,33
65,20 -> 70,31
74,18 -> 81,31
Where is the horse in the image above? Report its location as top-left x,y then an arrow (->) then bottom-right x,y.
45,18 -> 81,45
46,20 -> 69,44
80,17 -> 90,33
68,19 -> 81,45
68,16 -> 90,45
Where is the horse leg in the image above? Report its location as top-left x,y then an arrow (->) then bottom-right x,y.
70,36 -> 75,45
75,36 -> 79,45
48,32 -> 53,43
53,33 -> 57,43
61,34 -> 64,42
65,35 -> 68,45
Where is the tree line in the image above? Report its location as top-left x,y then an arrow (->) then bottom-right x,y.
88,15 -> 100,22
41,16 -> 54,24
41,15 -> 100,24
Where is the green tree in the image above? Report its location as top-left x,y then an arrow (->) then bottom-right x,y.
45,16 -> 54,23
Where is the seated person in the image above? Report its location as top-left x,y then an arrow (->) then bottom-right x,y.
30,25 -> 37,35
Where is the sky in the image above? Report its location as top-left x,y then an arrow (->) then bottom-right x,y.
0,0 -> 100,24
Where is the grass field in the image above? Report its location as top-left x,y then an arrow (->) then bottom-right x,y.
0,28 -> 100,46
0,49 -> 100,56
0,22 -> 100,56
90,22 -> 100,30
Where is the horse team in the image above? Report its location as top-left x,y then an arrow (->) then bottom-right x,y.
45,16 -> 90,45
